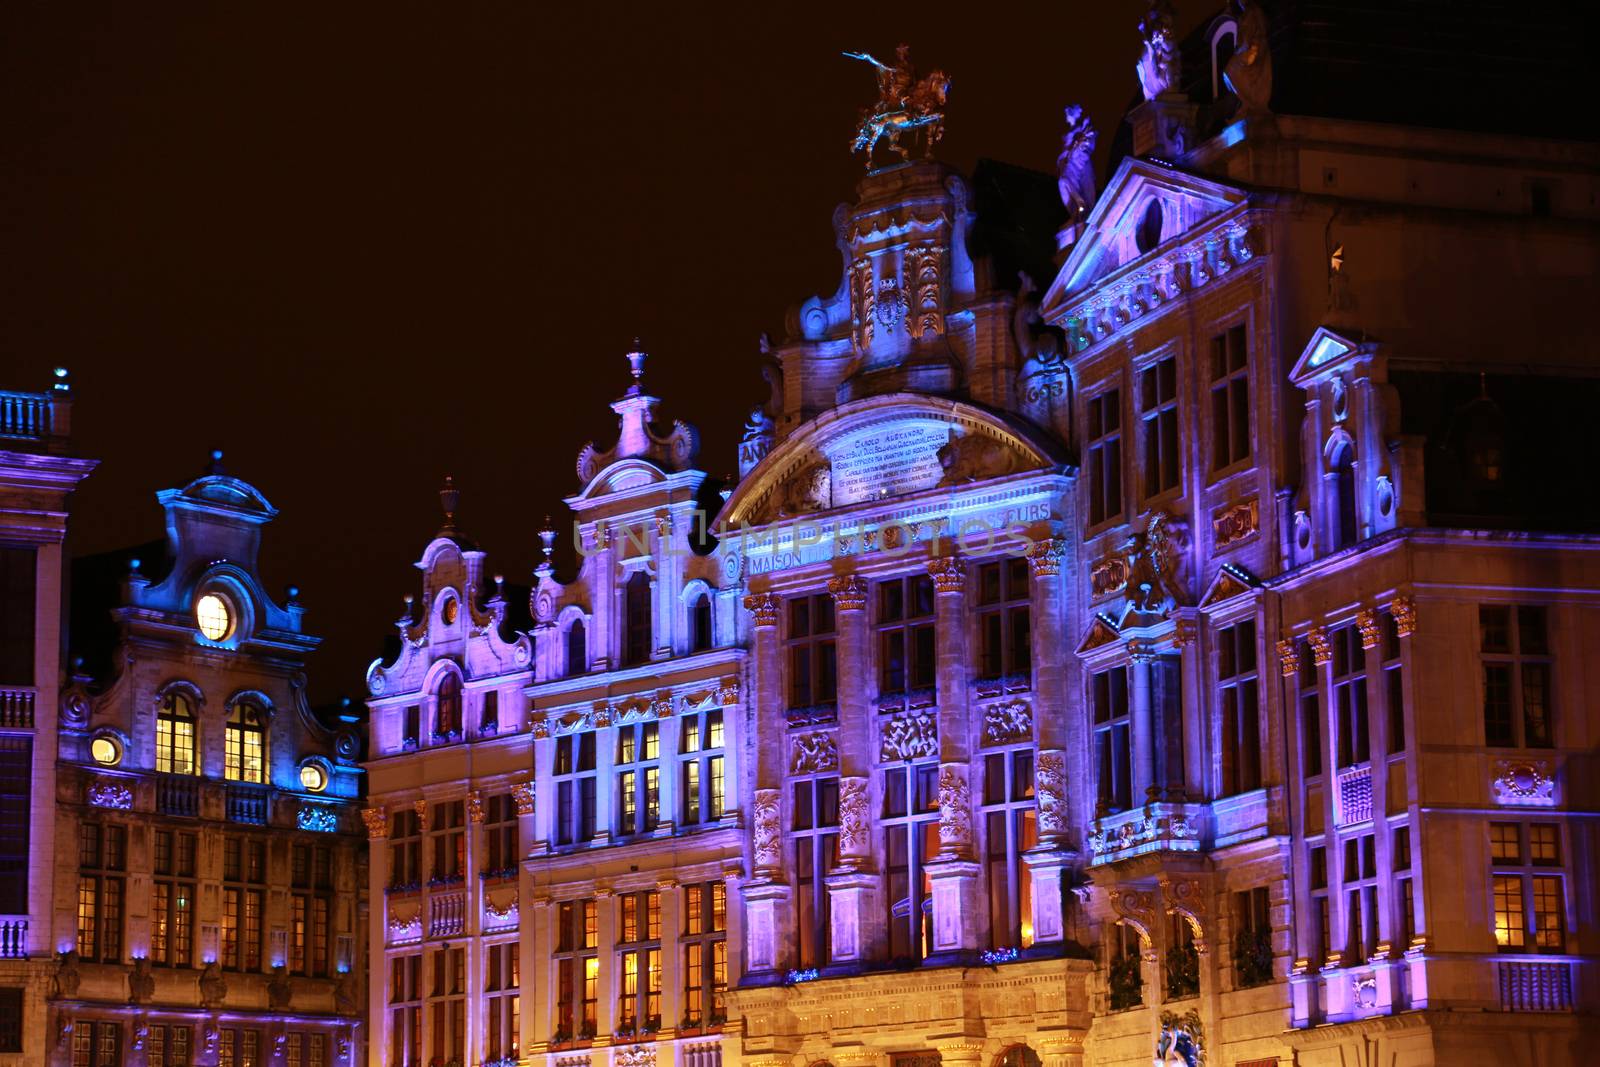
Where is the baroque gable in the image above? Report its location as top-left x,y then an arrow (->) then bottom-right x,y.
719,394 -> 1066,529
1041,158 -> 1255,355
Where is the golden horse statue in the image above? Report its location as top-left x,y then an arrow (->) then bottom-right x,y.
845,47 -> 950,168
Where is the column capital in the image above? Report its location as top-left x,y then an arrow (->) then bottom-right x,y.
360,807 -> 387,840
827,573 -> 868,611
512,781 -> 537,817
466,789 -> 485,824
1277,637 -> 1303,678
925,555 -> 965,595
743,592 -> 780,628
1026,537 -> 1067,578
1306,625 -> 1332,665
1126,637 -> 1161,663
1356,608 -> 1381,650
1390,595 -> 1417,637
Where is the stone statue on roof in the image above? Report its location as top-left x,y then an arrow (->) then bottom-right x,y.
1057,105 -> 1098,220
1225,0 -> 1273,114
845,46 -> 951,167
1137,0 -> 1181,101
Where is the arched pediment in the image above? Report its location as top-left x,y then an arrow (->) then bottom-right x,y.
719,394 -> 1068,530
572,456 -> 671,501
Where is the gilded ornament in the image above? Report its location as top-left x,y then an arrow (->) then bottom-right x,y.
1305,626 -> 1332,665
743,592 -> 780,628
1390,595 -> 1416,637
1356,608 -> 1381,650
827,574 -> 868,611
925,555 -> 965,594
361,807 -> 388,840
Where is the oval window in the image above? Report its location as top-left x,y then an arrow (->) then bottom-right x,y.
1135,199 -> 1164,253
91,736 -> 121,766
441,597 -> 458,625
299,763 -> 328,792
196,593 -> 233,641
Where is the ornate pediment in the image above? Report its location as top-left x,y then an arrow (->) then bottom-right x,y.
1197,563 -> 1261,610
720,394 -> 1063,529
1288,325 -> 1378,388
1076,613 -> 1122,655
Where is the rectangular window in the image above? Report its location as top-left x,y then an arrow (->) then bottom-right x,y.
0,546 -> 37,686
426,945 -> 466,1067
1342,833 -> 1378,964
786,595 -> 837,710
1210,323 -> 1250,470
1309,844 -> 1329,966
0,737 -> 31,914
1232,886 -> 1273,988
1382,613 -> 1406,753
876,574 -> 936,695
883,762 -> 939,962
976,559 -> 1031,681
72,1022 -> 123,1067
389,953 -> 422,1067
1087,388 -> 1122,525
291,843 -> 333,977
1139,354 -> 1180,498
482,793 -> 518,875
1332,625 -> 1369,768
151,830 -> 196,967
682,881 -> 728,1026
616,890 -> 662,1031
481,689 -> 500,732
982,748 -> 1037,950
679,707 -> 725,828
402,704 -> 420,747
1491,821 -> 1567,953
1218,620 -> 1261,795
77,822 -> 126,963
791,775 -> 839,969
1092,667 -> 1132,812
1298,638 -> 1323,778
553,899 -> 599,1040
388,807 -> 422,888
484,941 -> 520,1062
1480,605 -> 1554,748
554,733 -> 598,846
0,988 -> 21,1054
221,836 -> 265,972
616,722 -> 662,837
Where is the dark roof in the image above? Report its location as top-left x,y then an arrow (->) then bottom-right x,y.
1109,0 -> 1596,175
967,158 -> 1067,293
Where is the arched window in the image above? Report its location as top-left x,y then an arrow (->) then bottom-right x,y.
435,673 -> 462,738
1332,443 -> 1358,549
690,593 -> 713,653
156,691 -> 197,775
566,619 -> 587,678
624,571 -> 652,666
225,702 -> 267,783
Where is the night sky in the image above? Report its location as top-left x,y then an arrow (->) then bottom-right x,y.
1,2 -> 1213,703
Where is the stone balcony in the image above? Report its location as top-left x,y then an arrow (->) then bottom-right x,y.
1086,801 -> 1207,866
0,381 -> 73,455
0,686 -> 34,729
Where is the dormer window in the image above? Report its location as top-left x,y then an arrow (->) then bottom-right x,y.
435,674 -> 462,738
690,592 -> 714,653
623,572 -> 652,666
566,619 -> 588,678
224,703 -> 267,784
196,593 -> 234,642
157,691 -> 198,776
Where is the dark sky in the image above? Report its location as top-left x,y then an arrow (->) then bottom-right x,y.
1,2 -> 1213,703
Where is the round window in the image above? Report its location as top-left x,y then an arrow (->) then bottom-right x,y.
441,597 -> 458,625
196,593 -> 233,641
299,763 -> 328,792
91,736 -> 121,766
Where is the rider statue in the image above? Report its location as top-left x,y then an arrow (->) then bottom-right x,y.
843,45 -> 951,167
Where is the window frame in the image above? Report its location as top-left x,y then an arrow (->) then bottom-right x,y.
1137,351 -> 1181,501
1085,386 -> 1124,527
1208,321 -> 1251,473
1480,605 -> 1554,749
875,574 -> 937,697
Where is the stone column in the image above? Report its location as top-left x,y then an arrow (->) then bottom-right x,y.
1128,639 -> 1156,804
655,701 -> 680,836
934,1037 -> 985,1067
657,878 -> 682,1032
1025,539 -> 1075,948
1037,1032 -> 1087,1067
924,556 -> 982,961
362,807 -> 390,1067
593,707 -> 615,846
743,589 -> 792,981
595,887 -> 617,1038
825,574 -> 878,968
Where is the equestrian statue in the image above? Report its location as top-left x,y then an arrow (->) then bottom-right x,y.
844,45 -> 950,168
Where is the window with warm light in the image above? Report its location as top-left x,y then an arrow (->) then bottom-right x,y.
90,735 -> 121,766
225,703 -> 267,783
299,763 -> 327,792
156,691 -> 197,776
196,593 -> 233,641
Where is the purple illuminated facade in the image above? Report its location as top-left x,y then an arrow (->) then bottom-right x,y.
357,6 -> 1597,1067
33,448 -> 365,1067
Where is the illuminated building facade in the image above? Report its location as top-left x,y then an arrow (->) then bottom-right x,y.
49,459 -> 365,1067
0,371 -> 96,1065
361,6 -> 1597,1067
